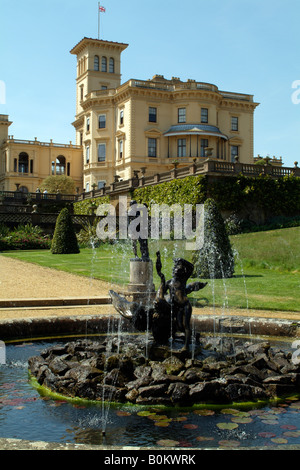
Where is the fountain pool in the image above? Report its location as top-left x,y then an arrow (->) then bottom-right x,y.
2,334 -> 300,449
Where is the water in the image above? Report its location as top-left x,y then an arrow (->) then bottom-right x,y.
1,338 -> 300,448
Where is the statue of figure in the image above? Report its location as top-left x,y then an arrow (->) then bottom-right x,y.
128,200 -> 149,261
154,251 -> 207,350
109,251 -> 207,352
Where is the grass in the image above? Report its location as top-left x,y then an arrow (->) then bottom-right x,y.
1,227 -> 300,313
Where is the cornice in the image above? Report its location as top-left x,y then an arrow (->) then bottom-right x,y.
70,37 -> 128,56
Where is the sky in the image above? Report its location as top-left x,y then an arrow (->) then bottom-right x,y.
1,0 -> 300,168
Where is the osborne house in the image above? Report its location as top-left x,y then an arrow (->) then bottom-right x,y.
0,36 -> 261,194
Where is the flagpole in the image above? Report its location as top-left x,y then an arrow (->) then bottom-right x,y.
98,2 -> 100,39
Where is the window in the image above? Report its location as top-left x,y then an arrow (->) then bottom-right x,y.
80,132 -> 83,145
178,108 -> 186,123
86,146 -> 90,164
120,109 -> 124,125
201,108 -> 208,123
98,143 -> 106,162
231,116 -> 239,131
201,139 -> 208,158
119,140 -> 123,159
56,156 -> 66,175
177,139 -> 186,157
30,160 -> 33,174
86,117 -> 90,132
98,114 -> 106,129
109,58 -> 114,73
101,85 -> 107,90
98,181 -> 106,189
101,56 -> 107,72
18,152 -> 29,173
80,86 -> 84,101
148,138 -> 157,157
86,182 -> 90,192
231,145 -> 239,162
67,162 -> 70,176
94,55 -> 99,71
149,107 -> 157,123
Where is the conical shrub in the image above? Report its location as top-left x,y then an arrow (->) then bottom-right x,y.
51,208 -> 80,254
192,198 -> 234,279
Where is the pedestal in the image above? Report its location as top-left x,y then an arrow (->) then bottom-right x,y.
127,259 -> 156,302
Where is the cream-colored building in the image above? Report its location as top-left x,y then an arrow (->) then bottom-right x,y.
0,36 -> 259,194
0,115 -> 83,193
70,37 -> 259,191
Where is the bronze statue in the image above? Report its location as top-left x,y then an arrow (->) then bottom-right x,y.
128,200 -> 150,261
109,251 -> 207,351
154,251 -> 207,350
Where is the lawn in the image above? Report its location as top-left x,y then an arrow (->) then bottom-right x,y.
1,227 -> 300,312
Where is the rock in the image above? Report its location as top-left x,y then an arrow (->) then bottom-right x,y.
134,365 -> 152,379
189,381 -> 223,402
162,356 -> 185,375
125,388 -> 139,402
250,354 -> 277,372
184,368 -> 211,384
225,383 -> 267,402
168,382 -> 190,405
49,357 -> 70,376
138,384 -> 168,398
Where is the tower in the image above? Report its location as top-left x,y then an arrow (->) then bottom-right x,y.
70,38 -> 128,190
70,37 -> 128,117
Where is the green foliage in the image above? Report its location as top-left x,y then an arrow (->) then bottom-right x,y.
51,208 -> 80,254
40,175 -> 76,194
0,224 -> 51,251
73,196 -> 110,215
77,219 -> 101,248
133,176 -> 207,209
133,174 -> 300,220
192,199 -> 235,279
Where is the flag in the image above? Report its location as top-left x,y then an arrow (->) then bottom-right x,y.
99,5 -> 106,12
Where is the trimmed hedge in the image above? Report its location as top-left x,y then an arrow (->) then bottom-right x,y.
192,198 -> 235,279
51,208 -> 80,254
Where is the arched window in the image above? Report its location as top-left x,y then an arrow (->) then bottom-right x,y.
19,186 -> 29,193
18,152 -> 29,173
109,57 -> 115,73
94,55 -> 99,71
56,155 -> 66,175
101,56 -> 107,72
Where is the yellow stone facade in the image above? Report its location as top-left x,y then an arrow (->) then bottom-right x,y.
70,37 -> 259,191
0,36 -> 259,194
0,115 -> 82,193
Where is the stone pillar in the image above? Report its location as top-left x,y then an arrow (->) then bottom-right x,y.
128,259 -> 156,302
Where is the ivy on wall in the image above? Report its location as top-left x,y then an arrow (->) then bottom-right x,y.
133,174 -> 300,217
73,196 -> 110,215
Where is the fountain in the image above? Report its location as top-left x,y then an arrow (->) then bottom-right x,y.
28,243 -> 300,410
24,201 -> 300,446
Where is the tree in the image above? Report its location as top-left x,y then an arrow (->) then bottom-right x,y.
192,198 -> 234,279
51,208 -> 80,254
40,175 -> 76,194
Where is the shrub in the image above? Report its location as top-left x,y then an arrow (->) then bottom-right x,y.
51,208 -> 80,254
192,198 -> 234,279
0,224 -> 51,251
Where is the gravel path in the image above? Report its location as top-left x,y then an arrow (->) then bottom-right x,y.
0,255 -> 112,300
0,254 -> 299,322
